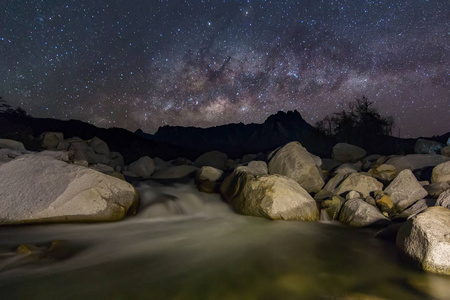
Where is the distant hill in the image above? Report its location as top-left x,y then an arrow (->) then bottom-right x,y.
1,110 -> 448,162
137,110 -> 334,158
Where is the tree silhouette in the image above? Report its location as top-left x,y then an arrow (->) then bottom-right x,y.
316,96 -> 394,143
0,97 -> 28,117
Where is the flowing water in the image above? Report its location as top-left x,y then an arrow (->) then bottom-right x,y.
0,179 -> 449,299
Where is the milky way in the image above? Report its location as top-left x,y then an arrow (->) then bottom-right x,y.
1,0 -> 448,137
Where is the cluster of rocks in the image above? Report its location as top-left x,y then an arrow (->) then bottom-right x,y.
1,133 -> 449,275
194,141 -> 450,275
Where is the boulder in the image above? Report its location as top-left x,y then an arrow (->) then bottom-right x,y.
151,165 -> 198,179
396,206 -> 450,275
385,154 -> 449,172
369,164 -> 398,182
90,164 -> 115,174
0,148 -> 26,165
436,190 -> 450,209
0,154 -> 139,224
89,137 -> 110,156
41,132 -> 64,150
320,158 -> 341,172
153,157 -> 172,172
414,138 -> 442,154
431,161 -> 450,184
128,156 -> 155,178
424,182 -> 450,198
195,166 -> 224,193
242,153 -> 258,163
194,151 -> 228,170
333,173 -> 383,198
221,168 -> 319,221
339,198 -> 390,227
333,163 -> 359,175
320,195 -> 345,220
0,139 -> 26,151
442,146 -> 450,157
268,142 -> 324,193
332,143 -> 366,163
385,169 -> 428,212
247,161 -> 268,175
397,198 -> 436,219
108,152 -> 125,171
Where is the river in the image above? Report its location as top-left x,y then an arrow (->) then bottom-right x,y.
0,179 -> 449,299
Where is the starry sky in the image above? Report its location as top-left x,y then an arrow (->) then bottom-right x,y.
1,0 -> 448,138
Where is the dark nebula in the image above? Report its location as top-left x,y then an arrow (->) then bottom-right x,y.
1,0 -> 448,137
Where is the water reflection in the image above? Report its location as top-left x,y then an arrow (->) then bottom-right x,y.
0,180 -> 448,299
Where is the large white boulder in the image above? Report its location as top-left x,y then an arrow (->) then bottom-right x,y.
431,161 -> 450,184
396,207 -> 450,275
332,143 -> 366,163
385,169 -> 428,212
268,141 -> 324,193
221,168 -> 319,221
0,154 -> 139,225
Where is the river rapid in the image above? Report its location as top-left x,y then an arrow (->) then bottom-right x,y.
1,179 -> 449,299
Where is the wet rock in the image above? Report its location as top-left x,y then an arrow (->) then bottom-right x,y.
0,154 -> 139,224
221,168 -> 319,221
268,141 -> 324,193
195,166 -> 224,193
339,198 -> 390,227
194,150 -> 228,170
332,143 -> 366,163
396,206 -> 450,275
431,161 -> 450,184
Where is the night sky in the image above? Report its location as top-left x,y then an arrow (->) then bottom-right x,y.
1,0 -> 448,138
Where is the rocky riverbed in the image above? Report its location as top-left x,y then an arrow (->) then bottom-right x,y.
0,134 -> 449,298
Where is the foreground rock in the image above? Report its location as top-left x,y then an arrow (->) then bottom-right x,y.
339,198 -> 390,227
385,169 -> 428,212
396,207 -> 450,275
0,155 -> 139,225
221,167 -> 319,221
268,142 -> 324,193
